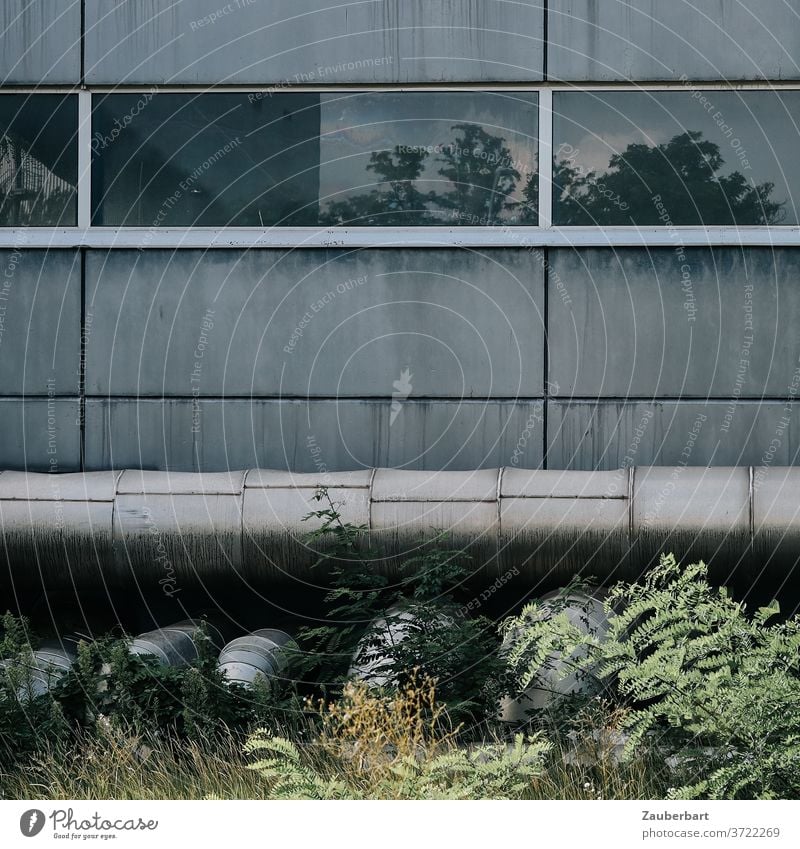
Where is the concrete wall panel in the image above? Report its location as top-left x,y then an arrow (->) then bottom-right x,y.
83,399 -> 545,472
86,1 -> 544,84
0,250 -> 81,395
549,1 -> 800,81
85,248 -> 544,398
548,248 -> 800,399
0,1 -> 81,83
548,401 -> 800,470
0,398 -> 81,472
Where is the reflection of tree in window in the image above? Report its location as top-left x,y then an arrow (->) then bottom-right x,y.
554,131 -> 784,226
321,124 -> 535,226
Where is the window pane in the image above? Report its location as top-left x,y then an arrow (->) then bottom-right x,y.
91,92 -> 538,227
553,91 -> 800,226
0,95 -> 77,226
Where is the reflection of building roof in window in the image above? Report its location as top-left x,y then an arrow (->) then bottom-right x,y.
0,133 -> 75,199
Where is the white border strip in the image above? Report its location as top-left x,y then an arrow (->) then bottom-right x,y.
77,91 -> 92,230
537,89 -> 553,230
2,226 -> 798,249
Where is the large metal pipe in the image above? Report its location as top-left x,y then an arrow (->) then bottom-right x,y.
1,467 -> 797,589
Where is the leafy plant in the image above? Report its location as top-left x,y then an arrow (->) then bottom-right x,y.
502,554 -> 800,799
297,487 -> 507,722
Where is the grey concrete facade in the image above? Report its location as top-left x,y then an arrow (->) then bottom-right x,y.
85,0 -> 545,84
0,1 -> 81,83
548,1 -> 800,81
1,246 -> 799,472
2,3 -> 800,475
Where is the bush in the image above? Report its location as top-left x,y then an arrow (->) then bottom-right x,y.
298,487 -> 508,724
501,554 -> 800,800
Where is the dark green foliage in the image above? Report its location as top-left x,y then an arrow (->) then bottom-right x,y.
0,613 -> 69,767
0,616 -> 281,772
297,488 -> 508,724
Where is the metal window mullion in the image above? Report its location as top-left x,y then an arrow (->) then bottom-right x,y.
538,88 -> 553,229
77,90 -> 92,229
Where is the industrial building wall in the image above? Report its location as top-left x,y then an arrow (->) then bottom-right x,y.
1,2 -> 799,473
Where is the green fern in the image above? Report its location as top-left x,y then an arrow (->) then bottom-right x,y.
502,554 -> 800,800
245,729 -> 549,800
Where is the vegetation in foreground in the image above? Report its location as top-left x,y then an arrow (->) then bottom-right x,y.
2,490 -> 799,800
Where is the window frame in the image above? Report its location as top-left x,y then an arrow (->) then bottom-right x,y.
0,82 -> 799,248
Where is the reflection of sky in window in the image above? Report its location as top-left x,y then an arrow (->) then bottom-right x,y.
318,92 -> 538,213
554,91 -> 800,220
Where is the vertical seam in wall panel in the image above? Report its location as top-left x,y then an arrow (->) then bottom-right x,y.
542,0 -> 549,82
628,466 -> 636,550
367,467 -> 378,532
79,249 -> 86,470
542,247 -> 549,469
80,0 -> 86,86
496,467 -> 505,559
748,465 -> 755,545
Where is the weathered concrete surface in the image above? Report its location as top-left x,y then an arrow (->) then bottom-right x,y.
85,0 -> 544,84
0,1 -> 81,83
548,401 -> 800,470
0,399 -> 81,472
83,398 -> 545,472
549,0 -> 800,81
548,248 -> 800,398
85,248 -> 544,398
0,251 -> 81,395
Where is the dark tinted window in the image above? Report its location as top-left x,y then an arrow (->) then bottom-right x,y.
92,91 -> 538,227
0,95 -> 78,226
553,91 -> 800,226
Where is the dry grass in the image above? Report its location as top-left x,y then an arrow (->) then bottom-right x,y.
1,689 -> 665,800
1,726 -> 266,800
